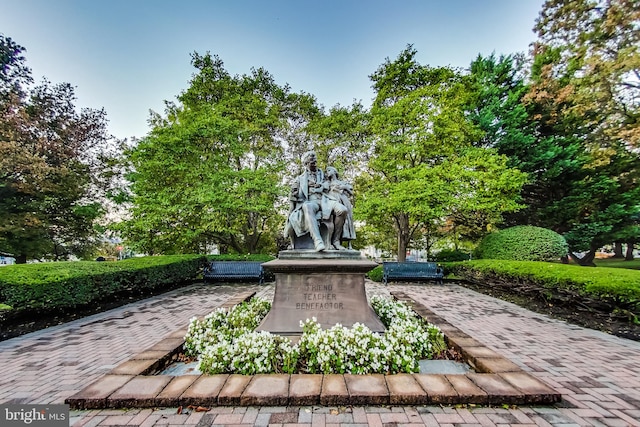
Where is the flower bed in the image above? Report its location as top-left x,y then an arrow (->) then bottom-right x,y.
65,290 -> 562,409
183,296 -> 447,375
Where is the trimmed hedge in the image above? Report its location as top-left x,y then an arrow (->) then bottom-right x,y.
434,249 -> 471,262
207,254 -> 275,262
367,265 -> 384,282
0,255 -> 207,313
447,259 -> 640,315
474,226 -> 568,262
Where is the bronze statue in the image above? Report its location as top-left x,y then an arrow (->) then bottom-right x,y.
323,166 -> 355,249
284,151 -> 352,251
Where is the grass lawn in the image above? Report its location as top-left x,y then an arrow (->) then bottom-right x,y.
593,258 -> 640,270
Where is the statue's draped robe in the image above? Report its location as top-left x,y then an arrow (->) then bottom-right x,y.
285,169 -> 325,237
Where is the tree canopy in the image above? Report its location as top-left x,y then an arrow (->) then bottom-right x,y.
118,53 -> 319,254
0,34 -> 117,263
514,0 -> 640,264
4,0 -> 639,264
465,0 -> 640,265
356,46 -> 526,261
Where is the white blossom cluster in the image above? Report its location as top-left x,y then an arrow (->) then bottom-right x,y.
297,318 -> 388,374
371,295 -> 447,359
199,330 -> 297,374
184,295 -> 446,375
183,297 -> 271,356
370,294 -> 416,324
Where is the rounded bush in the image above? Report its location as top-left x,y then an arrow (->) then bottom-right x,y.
474,226 -> 568,262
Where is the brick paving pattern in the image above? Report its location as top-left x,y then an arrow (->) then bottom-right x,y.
1,281 -> 639,426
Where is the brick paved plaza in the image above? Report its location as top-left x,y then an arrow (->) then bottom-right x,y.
1,281 -> 639,426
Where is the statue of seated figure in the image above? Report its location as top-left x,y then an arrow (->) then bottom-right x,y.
284,151 -> 350,251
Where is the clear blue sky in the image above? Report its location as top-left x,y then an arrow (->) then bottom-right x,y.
1,0 -> 544,141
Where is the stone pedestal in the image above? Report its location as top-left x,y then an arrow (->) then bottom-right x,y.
257,254 -> 385,335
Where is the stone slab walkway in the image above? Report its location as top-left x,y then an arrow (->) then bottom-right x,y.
1,281 -> 639,426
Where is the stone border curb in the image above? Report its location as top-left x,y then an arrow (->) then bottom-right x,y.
65,290 -> 561,409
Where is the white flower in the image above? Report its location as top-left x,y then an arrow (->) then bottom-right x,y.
188,295 -> 444,375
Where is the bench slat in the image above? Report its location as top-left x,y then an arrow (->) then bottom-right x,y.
382,261 -> 443,285
203,261 -> 264,285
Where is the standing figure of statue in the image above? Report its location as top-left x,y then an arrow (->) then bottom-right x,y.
323,166 -> 356,249
284,151 -> 348,251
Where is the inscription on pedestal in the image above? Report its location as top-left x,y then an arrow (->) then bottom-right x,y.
257,259 -> 386,335
297,284 -> 343,311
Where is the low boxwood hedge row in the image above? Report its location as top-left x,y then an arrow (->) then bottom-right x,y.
0,255 -> 207,313
446,259 -> 640,317
206,254 -> 275,262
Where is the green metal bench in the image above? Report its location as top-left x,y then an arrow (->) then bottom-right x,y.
203,261 -> 265,284
382,261 -> 444,285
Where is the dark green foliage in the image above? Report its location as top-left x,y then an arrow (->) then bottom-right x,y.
434,249 -> 471,262
466,49 -> 640,266
206,254 -> 275,262
448,259 -> 640,316
516,1 -> 640,263
0,255 -> 206,312
474,226 -> 568,262
467,53 -> 532,153
367,265 -> 383,282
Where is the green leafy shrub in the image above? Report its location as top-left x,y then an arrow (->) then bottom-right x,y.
474,226 -> 568,261
434,249 -> 471,262
0,255 -> 206,312
367,265 -> 383,282
207,254 -> 275,262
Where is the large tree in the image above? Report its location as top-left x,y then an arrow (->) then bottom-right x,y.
0,34 -> 115,262
466,53 -> 591,235
357,46 -> 526,261
519,0 -> 640,264
466,8 -> 640,265
119,53 -> 317,254
535,0 -> 640,149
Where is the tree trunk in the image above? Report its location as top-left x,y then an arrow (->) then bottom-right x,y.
625,242 -> 635,261
613,241 -> 624,258
395,213 -> 411,262
227,237 -> 244,254
245,232 -> 260,254
15,254 -> 27,264
397,235 -> 408,262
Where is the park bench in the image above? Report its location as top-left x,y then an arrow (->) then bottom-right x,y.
203,261 -> 265,285
382,261 -> 444,285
